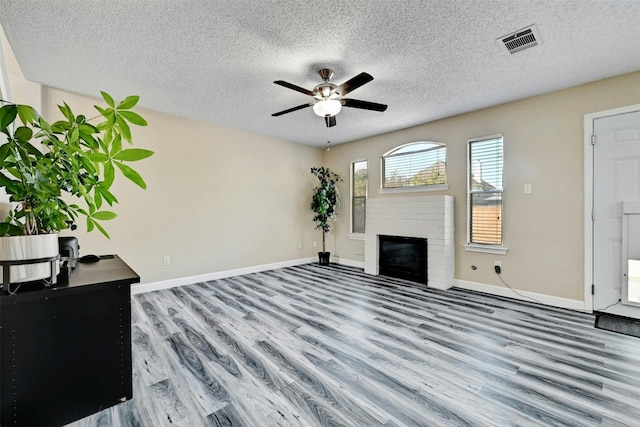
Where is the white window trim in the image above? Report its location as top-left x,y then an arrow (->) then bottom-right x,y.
379,183 -> 448,194
466,133 -> 504,249
464,244 -> 508,255
350,159 -> 367,235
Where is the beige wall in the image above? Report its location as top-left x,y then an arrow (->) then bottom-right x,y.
324,71 -> 640,302
44,89 -> 323,284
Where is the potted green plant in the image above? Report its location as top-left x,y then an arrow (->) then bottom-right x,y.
310,166 -> 342,265
0,91 -> 153,283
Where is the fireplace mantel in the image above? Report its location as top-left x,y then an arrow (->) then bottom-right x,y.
364,195 -> 454,289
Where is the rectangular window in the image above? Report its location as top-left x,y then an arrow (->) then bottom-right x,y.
468,136 -> 503,245
351,160 -> 367,234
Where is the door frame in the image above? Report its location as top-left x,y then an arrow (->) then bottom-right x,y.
584,103 -> 640,312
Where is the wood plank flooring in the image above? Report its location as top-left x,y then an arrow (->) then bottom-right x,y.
68,263 -> 640,426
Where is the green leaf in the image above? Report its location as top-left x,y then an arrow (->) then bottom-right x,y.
115,162 -> 147,189
0,104 -> 18,131
86,152 -> 109,162
97,185 -> 117,205
51,120 -> 70,133
93,219 -> 110,239
0,173 -> 17,194
19,140 -> 44,158
94,190 -> 103,209
91,210 -> 117,221
99,130 -> 111,152
118,110 -> 147,126
104,161 -> 115,188
6,167 -> 22,181
14,126 -> 33,142
58,102 -> 74,122
110,134 -> 122,155
100,91 -> 115,108
69,127 -> 80,144
38,117 -> 52,133
0,222 -> 22,237
86,217 -> 95,232
96,108 -> 115,129
117,95 -> 139,110
79,132 -> 98,149
0,222 -> 9,236
0,143 -> 12,165
79,122 -> 98,135
115,115 -> 131,142
17,105 -> 39,124
113,148 -> 154,161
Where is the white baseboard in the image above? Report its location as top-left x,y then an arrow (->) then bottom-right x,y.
134,259 -> 584,312
132,257 -> 316,295
454,279 -> 586,312
428,281 -> 453,290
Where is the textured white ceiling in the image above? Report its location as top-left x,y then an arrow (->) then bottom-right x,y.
1,1 -> 639,147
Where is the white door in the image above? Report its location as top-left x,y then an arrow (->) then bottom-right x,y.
593,110 -> 640,317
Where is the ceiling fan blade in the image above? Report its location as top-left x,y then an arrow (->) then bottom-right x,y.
324,115 -> 336,128
274,80 -> 314,97
334,72 -> 374,96
272,103 -> 313,117
342,98 -> 388,112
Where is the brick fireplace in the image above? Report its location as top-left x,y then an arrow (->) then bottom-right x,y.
364,195 -> 454,289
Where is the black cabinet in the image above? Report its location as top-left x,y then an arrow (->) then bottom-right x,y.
0,255 -> 139,426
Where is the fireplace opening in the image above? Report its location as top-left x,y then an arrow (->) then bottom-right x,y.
379,235 -> 428,285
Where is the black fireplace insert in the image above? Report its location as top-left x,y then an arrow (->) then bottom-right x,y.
379,235 -> 428,285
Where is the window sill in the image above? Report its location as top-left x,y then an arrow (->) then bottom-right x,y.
379,184 -> 448,194
348,233 -> 365,241
464,244 -> 508,255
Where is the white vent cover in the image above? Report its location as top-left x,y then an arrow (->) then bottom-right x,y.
498,25 -> 542,54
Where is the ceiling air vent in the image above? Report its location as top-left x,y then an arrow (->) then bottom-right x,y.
498,25 -> 542,54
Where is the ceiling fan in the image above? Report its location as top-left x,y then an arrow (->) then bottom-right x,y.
272,68 -> 388,127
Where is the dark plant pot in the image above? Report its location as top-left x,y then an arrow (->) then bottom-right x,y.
318,251 -> 331,266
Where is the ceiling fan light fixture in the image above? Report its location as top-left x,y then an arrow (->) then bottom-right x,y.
273,69 -> 386,126
313,99 -> 342,117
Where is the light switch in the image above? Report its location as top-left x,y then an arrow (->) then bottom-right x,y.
524,184 -> 532,194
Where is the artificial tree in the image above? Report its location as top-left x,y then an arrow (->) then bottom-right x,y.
310,166 -> 342,265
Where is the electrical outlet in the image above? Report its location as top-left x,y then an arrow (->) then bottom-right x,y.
313,241 -> 317,248
163,256 -> 170,266
494,261 -> 501,274
298,241 -> 302,249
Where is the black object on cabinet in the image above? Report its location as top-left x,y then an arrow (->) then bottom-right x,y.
0,255 -> 140,427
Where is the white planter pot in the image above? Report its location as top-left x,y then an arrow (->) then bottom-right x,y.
0,234 -> 59,283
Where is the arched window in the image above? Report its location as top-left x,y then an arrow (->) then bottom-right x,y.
381,142 -> 446,189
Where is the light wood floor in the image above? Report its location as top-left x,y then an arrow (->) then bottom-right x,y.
69,263 -> 640,426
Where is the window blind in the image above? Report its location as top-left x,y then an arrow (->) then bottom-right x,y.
382,143 -> 446,188
351,161 -> 367,234
468,137 -> 503,245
